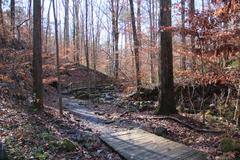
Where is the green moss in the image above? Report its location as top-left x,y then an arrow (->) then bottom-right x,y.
35,152 -> 48,160
60,139 -> 76,152
220,137 -> 240,152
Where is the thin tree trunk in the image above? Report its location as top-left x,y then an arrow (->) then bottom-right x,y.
10,0 -> 15,38
28,0 -> 32,44
45,0 -> 52,53
85,0 -> 89,68
64,0 -> 70,55
189,0 -> 196,70
111,0 -> 119,80
180,0 -> 186,70
148,0 -> 155,83
202,0 -> 204,11
53,0 -> 63,116
75,0 -> 80,64
33,0 -> 43,109
91,0 -> 96,70
137,0 -> 141,47
156,0 -> 176,115
129,0 -> 141,91
0,0 -> 6,44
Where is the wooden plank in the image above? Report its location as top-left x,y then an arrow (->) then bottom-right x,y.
100,129 -> 207,160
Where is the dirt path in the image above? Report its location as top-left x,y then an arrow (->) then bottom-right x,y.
63,97 -> 139,134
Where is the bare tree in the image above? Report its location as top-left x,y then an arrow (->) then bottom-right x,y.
111,0 -> 120,79
75,0 -> 80,64
189,0 -> 196,70
129,0 -> 141,91
10,0 -> 15,38
180,0 -> 186,70
45,0 -> 52,53
85,0 -> 89,68
0,0 -> 6,44
156,0 -> 176,115
53,0 -> 63,115
33,0 -> 43,109
64,0 -> 70,55
148,0 -> 156,83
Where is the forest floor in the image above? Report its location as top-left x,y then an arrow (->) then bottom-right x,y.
0,49 -> 240,160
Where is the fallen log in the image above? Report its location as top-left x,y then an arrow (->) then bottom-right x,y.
136,116 -> 224,134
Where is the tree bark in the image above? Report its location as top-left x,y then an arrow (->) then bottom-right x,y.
129,0 -> 141,91
33,0 -> 43,109
180,0 -> 186,70
10,0 -> 15,38
111,0 -> 119,80
156,0 -> 176,115
148,0 -> 155,84
53,0 -> 63,116
75,0 -> 80,64
189,0 -> 196,70
85,0 -> 89,68
45,0 -> 52,53
64,0 -> 70,55
137,0 -> 141,47
0,0 -> 6,45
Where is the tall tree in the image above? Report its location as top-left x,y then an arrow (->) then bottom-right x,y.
45,0 -> 52,53
148,0 -> 156,83
10,0 -> 15,37
75,0 -> 80,64
32,0 -> 43,109
0,0 -> 5,44
189,0 -> 196,70
53,0 -> 63,115
85,0 -> 89,68
180,0 -> 186,70
111,0 -> 120,79
156,0 -> 176,114
129,0 -> 141,91
137,0 -> 142,46
64,0 -> 70,55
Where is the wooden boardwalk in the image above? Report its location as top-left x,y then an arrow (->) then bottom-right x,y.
100,129 -> 207,160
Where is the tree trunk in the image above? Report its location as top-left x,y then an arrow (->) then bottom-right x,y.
53,0 -> 63,116
64,0 -> 70,55
111,0 -> 119,80
0,0 -> 6,45
10,0 -> 15,38
137,0 -> 141,47
180,0 -> 186,70
27,0 -> 32,45
75,0 -> 80,64
45,0 -> 52,53
85,0 -> 89,68
148,0 -> 155,84
33,0 -> 43,109
202,0 -> 204,11
156,0 -> 176,115
189,0 -> 196,70
129,0 -> 141,91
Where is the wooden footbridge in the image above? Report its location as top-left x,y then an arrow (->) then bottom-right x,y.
100,129 -> 207,160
